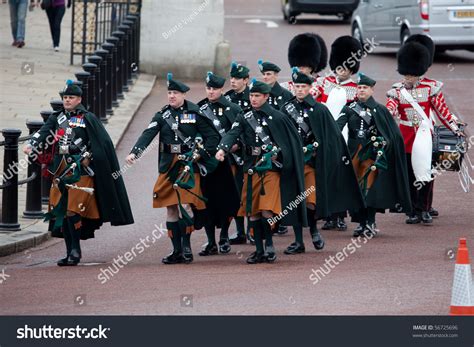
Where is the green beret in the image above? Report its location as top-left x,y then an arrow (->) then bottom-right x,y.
357,73 -> 376,87
249,79 -> 271,94
258,59 -> 281,73
230,61 -> 249,78
167,72 -> 190,92
291,67 -> 313,85
206,71 -> 226,88
61,80 -> 82,97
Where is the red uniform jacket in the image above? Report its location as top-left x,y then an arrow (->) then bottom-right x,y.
386,77 -> 459,153
315,76 -> 358,104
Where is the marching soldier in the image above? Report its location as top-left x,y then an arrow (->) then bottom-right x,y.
386,42 -> 463,224
337,73 -> 411,236
257,59 -> 293,109
258,59 -> 293,235
281,68 -> 364,253
197,72 -> 241,255
126,73 -> 219,264
316,36 -> 362,232
225,61 -> 251,112
281,33 -> 327,99
23,80 -> 134,266
404,34 -> 464,219
224,61 -> 252,244
215,80 -> 307,264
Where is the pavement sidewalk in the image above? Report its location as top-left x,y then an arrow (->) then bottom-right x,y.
0,3 -> 156,256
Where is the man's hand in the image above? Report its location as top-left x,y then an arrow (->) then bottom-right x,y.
126,153 -> 137,165
22,144 -> 33,155
230,144 -> 240,153
215,149 -> 226,162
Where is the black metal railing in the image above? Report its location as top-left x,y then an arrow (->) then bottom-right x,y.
70,0 -> 141,66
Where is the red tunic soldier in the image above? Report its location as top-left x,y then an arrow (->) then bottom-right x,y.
386,41 -> 463,224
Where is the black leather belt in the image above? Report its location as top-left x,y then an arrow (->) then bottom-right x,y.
159,143 -> 191,154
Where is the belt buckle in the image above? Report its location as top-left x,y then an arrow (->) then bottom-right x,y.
170,144 -> 181,153
251,147 -> 261,156
357,130 -> 365,138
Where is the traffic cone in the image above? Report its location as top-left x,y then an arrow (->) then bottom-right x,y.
449,238 -> 474,315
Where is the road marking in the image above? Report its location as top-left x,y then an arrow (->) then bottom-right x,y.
225,14 -> 281,19
244,18 -> 279,28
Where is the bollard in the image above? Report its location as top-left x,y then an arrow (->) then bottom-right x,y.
121,20 -> 134,85
50,99 -> 64,112
105,36 -> 121,105
102,42 -> 115,115
39,110 -> 53,204
95,49 -> 110,121
118,24 -> 131,92
23,121 -> 44,219
125,15 -> 138,77
88,55 -> 105,121
75,71 -> 91,109
82,63 -> 97,114
111,31 -> 125,99
0,129 -> 22,231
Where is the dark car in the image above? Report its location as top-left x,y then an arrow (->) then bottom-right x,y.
282,0 -> 360,23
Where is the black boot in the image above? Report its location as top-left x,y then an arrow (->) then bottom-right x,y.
181,223 -> 194,263
276,225 -> 288,235
262,220 -> 276,262
322,218 -> 335,230
353,224 -> 365,237
230,217 -> 247,244
246,220 -> 266,264
307,209 -> 324,250
406,212 -> 421,224
285,225 -> 305,255
198,243 -> 218,256
57,222 -> 72,266
162,221 -> 185,264
421,211 -> 433,224
218,220 -> 231,253
429,207 -> 439,217
336,217 -> 347,231
65,216 -> 81,266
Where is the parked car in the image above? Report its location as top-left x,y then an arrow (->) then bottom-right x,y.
282,0 -> 360,24
351,0 -> 474,52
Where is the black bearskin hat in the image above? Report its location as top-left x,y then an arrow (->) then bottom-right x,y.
329,36 -> 363,74
397,41 -> 430,76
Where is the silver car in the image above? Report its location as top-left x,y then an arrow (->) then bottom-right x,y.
351,0 -> 474,52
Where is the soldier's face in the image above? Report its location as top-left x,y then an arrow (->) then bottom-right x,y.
206,86 -> 223,102
403,75 -> 419,88
262,71 -> 277,86
335,67 -> 352,81
168,90 -> 185,108
250,93 -> 269,109
294,84 -> 311,101
63,95 -> 82,111
230,77 -> 248,93
356,85 -> 374,102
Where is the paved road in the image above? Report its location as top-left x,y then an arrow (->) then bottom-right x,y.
1,0 -> 473,315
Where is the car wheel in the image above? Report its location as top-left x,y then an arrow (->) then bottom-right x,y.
400,27 -> 410,45
352,22 -> 364,47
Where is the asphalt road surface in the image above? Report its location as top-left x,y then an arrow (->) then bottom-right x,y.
1,0 -> 473,315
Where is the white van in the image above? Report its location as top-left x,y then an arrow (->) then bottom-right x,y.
351,0 -> 474,52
